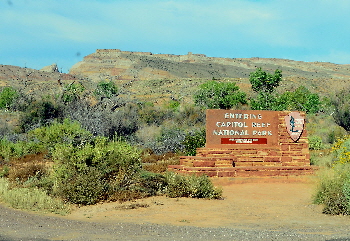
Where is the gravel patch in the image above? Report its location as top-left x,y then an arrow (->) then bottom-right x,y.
1,204 -> 350,241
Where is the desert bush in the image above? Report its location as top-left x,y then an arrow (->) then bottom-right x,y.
62,99 -> 139,138
8,89 -> 34,112
61,82 -> 86,103
94,81 -> 118,99
182,128 -> 206,156
8,162 -> 47,183
0,87 -> 18,110
0,138 -> 43,161
165,172 -> 222,199
142,159 -> 180,173
186,174 -> 223,199
309,135 -> 324,150
327,126 -> 347,144
152,127 -> 186,154
250,92 -> 280,110
0,166 -> 9,178
249,68 -> 282,110
19,99 -> 62,132
164,99 -> 180,111
141,150 -> 180,173
54,166 -> 106,205
0,178 -> 69,214
165,172 -> 190,198
277,86 -> 321,113
250,67 -> 282,94
330,88 -> 350,131
173,104 -> 206,127
313,164 -> 350,215
28,118 -> 92,152
137,171 -> 167,196
306,113 -> 346,147
51,136 -> 142,204
138,102 -> 174,126
194,80 -> 247,109
309,150 -> 333,167
331,135 -> 350,165
0,117 -> 14,138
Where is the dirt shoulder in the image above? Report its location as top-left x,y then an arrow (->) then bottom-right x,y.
1,175 -> 350,240
68,176 -> 349,231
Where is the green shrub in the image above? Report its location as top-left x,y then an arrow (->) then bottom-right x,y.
313,164 -> 350,215
138,103 -> 174,126
62,99 -> 140,138
309,136 -> 324,150
186,174 -> 222,199
277,86 -> 321,113
250,92 -> 280,110
61,82 -> 86,103
331,135 -> 350,165
165,172 -> 222,199
137,171 -> 167,196
141,150 -> 180,173
165,172 -> 190,198
0,178 -> 69,214
173,104 -> 205,127
330,88 -> 350,131
194,80 -> 247,109
250,67 -> 282,94
55,166 -> 106,205
0,166 -> 9,178
19,99 -> 62,132
327,126 -> 347,144
51,136 -> 142,204
94,81 -> 118,99
182,128 -> 206,156
0,87 -> 18,110
165,100 -> 180,111
0,138 -> 43,161
28,119 -> 92,151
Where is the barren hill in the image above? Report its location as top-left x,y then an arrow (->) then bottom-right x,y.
2,49 -> 350,104
69,49 -> 350,99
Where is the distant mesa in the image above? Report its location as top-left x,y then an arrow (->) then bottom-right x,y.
68,49 -> 350,84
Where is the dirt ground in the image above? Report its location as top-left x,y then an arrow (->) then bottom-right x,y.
66,176 -> 349,232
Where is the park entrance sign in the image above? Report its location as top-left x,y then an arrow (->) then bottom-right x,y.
169,110 -> 315,177
206,110 -> 279,147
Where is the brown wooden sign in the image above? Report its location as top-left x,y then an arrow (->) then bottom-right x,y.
284,112 -> 304,142
206,110 -> 279,148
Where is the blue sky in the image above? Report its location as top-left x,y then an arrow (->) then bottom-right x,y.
1,0 -> 350,73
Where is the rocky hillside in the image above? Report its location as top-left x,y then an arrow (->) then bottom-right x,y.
69,49 -> 350,96
0,64 -> 80,99
2,49 -> 350,104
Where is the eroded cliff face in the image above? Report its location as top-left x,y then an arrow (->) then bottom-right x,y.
69,49 -> 350,84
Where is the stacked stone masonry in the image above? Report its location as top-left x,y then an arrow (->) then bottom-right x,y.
169,111 -> 317,177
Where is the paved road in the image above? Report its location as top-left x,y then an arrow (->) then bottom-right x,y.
1,204 -> 350,241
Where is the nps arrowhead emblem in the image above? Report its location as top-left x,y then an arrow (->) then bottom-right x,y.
284,112 -> 304,142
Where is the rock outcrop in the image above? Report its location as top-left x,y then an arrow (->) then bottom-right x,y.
40,63 -> 59,73
69,49 -> 350,84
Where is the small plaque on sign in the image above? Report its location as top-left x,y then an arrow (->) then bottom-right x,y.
221,138 -> 267,144
284,112 -> 304,142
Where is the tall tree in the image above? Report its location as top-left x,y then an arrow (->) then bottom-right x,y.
249,67 -> 282,110
249,67 -> 282,94
194,81 -> 247,109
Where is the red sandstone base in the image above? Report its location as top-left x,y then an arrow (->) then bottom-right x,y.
168,147 -> 317,177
